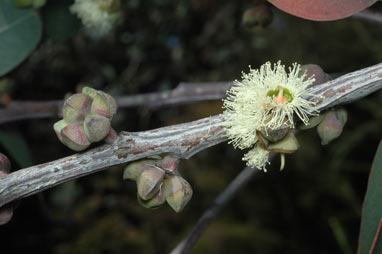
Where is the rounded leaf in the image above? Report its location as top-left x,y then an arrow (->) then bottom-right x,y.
267,0 -> 377,21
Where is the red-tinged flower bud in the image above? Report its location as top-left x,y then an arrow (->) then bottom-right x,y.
61,122 -> 90,151
90,91 -> 117,119
164,175 -> 193,213
137,165 -> 165,200
62,93 -> 92,123
317,108 -> 347,145
83,114 -> 111,143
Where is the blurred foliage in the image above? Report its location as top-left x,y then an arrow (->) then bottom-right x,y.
0,0 -> 382,253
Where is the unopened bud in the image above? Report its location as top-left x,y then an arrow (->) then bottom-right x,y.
123,159 -> 156,181
53,119 -> 69,142
137,189 -> 166,209
104,128 -> 117,144
61,122 -> 90,151
317,108 -> 347,145
83,114 -> 111,143
62,93 -> 92,123
137,166 -> 165,200
90,91 -> 117,119
300,64 -> 331,87
164,175 -> 193,213
0,153 -> 11,174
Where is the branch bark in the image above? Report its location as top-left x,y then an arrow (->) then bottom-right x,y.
0,82 -> 231,125
0,62 -> 382,207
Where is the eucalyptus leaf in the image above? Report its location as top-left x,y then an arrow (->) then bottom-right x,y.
0,0 -> 42,76
0,130 -> 33,168
41,0 -> 80,41
358,140 -> 382,253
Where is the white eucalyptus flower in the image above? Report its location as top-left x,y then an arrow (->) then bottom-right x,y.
223,61 -> 318,170
70,0 -> 119,38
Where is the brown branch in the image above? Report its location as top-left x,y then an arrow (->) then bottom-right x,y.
0,62 -> 382,207
0,82 -> 232,125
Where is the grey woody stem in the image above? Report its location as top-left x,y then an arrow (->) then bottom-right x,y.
0,62 -> 382,207
0,82 -> 231,125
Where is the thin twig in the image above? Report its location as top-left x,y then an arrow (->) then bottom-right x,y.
0,62 -> 382,207
170,153 -> 273,254
0,82 -> 232,125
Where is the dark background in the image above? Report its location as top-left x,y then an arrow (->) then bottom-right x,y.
1,0 -> 382,253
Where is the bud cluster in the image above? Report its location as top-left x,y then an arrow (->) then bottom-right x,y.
54,87 -> 117,151
123,156 -> 193,213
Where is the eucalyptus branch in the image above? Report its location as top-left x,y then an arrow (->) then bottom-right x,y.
0,62 -> 382,207
0,82 -> 231,125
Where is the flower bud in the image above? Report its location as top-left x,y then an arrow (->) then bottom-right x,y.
90,91 -> 117,119
53,119 -> 69,142
83,114 -> 111,143
61,122 -> 90,151
0,153 -> 11,174
62,93 -> 92,123
123,159 -> 156,181
267,133 -> 299,153
137,166 -> 165,200
0,205 -> 13,226
137,190 -> 166,209
82,86 -> 98,99
0,160 -> 13,226
104,128 -> 117,144
300,64 -> 331,87
164,175 -> 193,213
317,108 -> 347,145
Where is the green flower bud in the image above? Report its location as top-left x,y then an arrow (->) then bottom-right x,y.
137,166 -> 165,200
90,91 -> 117,119
123,159 -> 156,181
83,114 -> 111,143
267,133 -> 300,153
53,119 -> 69,143
61,122 -> 90,151
317,108 -> 347,145
137,190 -> 166,209
82,86 -> 98,99
164,175 -> 193,213
62,93 -> 92,123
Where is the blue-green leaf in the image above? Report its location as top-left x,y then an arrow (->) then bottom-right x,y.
41,0 -> 80,41
0,0 -> 42,76
0,130 -> 33,168
358,140 -> 382,253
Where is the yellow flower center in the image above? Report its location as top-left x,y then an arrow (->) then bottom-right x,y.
267,86 -> 293,104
